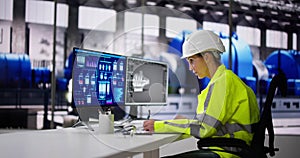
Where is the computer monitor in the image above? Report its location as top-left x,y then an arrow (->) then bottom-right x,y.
72,48 -> 169,123
72,47 -> 127,125
125,57 -> 168,106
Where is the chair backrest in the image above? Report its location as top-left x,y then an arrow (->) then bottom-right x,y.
250,72 -> 287,157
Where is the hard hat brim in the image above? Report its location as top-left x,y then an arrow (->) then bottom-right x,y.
180,48 -> 224,59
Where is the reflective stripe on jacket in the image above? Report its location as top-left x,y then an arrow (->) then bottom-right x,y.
154,65 -> 260,158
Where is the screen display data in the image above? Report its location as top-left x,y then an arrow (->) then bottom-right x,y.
73,48 -> 126,107
125,57 -> 168,105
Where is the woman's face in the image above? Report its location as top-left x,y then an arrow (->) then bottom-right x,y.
186,54 -> 209,79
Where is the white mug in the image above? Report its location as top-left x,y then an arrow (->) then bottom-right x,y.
98,114 -> 114,134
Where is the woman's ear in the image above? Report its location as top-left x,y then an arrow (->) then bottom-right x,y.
203,52 -> 210,62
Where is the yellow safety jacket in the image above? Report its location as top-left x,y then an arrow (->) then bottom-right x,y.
154,65 -> 260,158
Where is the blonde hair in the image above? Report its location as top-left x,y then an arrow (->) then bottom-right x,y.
212,51 -> 221,61
201,50 -> 222,63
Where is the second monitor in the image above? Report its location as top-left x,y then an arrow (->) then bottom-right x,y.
125,57 -> 168,106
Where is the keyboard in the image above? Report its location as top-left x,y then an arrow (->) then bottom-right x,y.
114,119 -> 150,134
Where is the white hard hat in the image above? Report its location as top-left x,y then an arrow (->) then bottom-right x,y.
181,30 -> 225,59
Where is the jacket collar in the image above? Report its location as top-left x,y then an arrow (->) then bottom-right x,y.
208,64 -> 226,84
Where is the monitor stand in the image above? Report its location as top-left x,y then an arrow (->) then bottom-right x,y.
128,106 -> 150,120
72,118 -> 94,131
128,106 -> 138,120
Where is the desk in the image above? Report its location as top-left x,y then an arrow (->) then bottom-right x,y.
0,126 -> 181,158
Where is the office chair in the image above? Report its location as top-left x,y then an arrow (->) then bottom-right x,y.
197,72 -> 287,158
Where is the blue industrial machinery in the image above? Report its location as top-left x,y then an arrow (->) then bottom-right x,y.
64,51 -> 74,81
0,53 -> 69,129
0,52 -> 68,91
265,50 -> 300,79
31,67 -> 51,88
0,53 -> 32,88
219,32 -> 253,78
265,50 -> 300,95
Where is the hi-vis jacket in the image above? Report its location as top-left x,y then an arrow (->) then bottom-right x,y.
154,65 -> 260,158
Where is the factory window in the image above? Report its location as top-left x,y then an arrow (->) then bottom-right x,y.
203,21 -> 229,35
0,0 -> 12,52
236,26 -> 261,46
0,0 -> 13,21
124,12 -> 159,36
166,17 -> 197,38
25,0 -> 69,27
0,22 -> 11,52
79,6 -> 116,32
266,30 -> 287,49
293,33 -> 297,50
56,4 -> 69,27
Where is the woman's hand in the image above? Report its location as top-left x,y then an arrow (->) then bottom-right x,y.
143,119 -> 155,132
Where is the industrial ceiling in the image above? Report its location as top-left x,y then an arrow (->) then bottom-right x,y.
50,0 -> 300,32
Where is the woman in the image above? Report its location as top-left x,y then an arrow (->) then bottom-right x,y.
143,30 -> 260,158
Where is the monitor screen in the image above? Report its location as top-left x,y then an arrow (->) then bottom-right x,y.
125,57 -> 168,105
72,48 -> 126,108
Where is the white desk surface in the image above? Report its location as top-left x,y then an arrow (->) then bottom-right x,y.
0,126 -> 181,158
